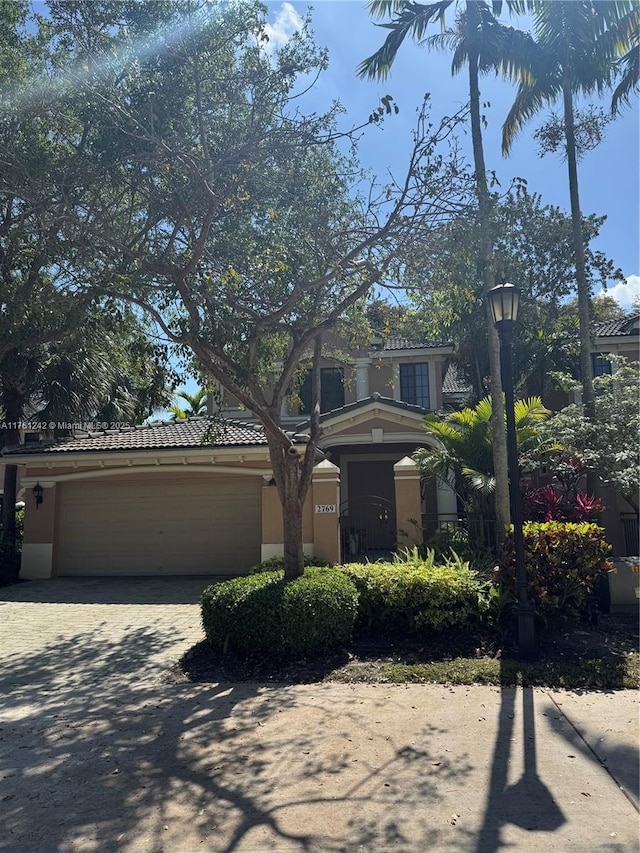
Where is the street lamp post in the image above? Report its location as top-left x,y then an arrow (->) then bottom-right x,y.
489,282 -> 536,658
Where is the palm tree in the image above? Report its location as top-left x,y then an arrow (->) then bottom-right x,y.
359,0 -> 531,538
0,340 -> 115,582
0,316 -> 171,582
169,388 -> 210,420
501,1 -> 639,426
414,395 -> 550,515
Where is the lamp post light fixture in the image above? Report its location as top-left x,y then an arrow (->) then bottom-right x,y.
32,482 -> 44,509
489,282 -> 536,658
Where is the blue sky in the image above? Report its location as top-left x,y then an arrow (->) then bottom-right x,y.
266,0 -> 639,309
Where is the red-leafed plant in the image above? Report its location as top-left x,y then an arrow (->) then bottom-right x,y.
522,482 -> 603,522
522,452 -> 604,522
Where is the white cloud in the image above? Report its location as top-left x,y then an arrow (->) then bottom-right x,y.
264,3 -> 304,52
595,275 -> 640,311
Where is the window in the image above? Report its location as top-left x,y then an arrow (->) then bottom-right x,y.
400,362 -> 430,409
592,354 -> 612,377
299,367 -> 345,414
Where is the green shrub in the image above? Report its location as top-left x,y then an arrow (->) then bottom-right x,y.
280,567 -> 358,655
201,568 -> 357,658
498,521 -> 611,621
339,555 -> 486,636
201,572 -> 284,654
249,555 -> 333,574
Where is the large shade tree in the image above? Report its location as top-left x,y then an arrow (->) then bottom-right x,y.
501,0 -> 639,424
359,0 -> 535,538
402,188 -> 623,398
8,0 -> 474,578
0,2 -> 175,581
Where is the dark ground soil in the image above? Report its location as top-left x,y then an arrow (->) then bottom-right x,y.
169,611 -> 639,686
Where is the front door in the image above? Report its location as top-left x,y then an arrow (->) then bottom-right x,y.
341,460 -> 396,558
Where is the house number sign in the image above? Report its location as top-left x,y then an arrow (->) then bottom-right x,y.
315,504 -> 336,514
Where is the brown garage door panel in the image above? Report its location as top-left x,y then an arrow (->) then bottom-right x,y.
56,476 -> 261,576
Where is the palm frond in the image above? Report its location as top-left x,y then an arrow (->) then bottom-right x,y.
424,30 -> 458,56
479,25 -> 539,81
358,0 -> 454,80
368,1 -> 409,20
611,43 -> 640,112
473,396 -> 494,423
461,467 -> 496,495
502,75 -> 561,154
513,395 -> 550,425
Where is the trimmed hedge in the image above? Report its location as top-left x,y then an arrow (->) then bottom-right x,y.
498,521 -> 611,620
339,559 -> 486,636
249,555 -> 333,574
201,567 -> 358,658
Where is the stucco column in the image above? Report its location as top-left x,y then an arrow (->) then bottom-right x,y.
394,456 -> 422,550
21,480 -> 56,579
355,357 -> 370,400
392,361 -> 400,401
436,472 -> 458,521
311,460 -> 341,564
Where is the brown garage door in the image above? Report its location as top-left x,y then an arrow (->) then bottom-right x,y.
56,474 -> 261,575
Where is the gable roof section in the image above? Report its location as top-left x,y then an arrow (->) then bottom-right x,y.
594,314 -> 640,338
297,393 -> 436,449
315,393 -> 428,427
2,417 -> 274,458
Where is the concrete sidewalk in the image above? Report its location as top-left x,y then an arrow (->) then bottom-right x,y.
0,578 -> 638,852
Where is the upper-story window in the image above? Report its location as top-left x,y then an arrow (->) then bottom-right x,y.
299,367 -> 345,414
400,362 -> 430,409
592,354 -> 612,377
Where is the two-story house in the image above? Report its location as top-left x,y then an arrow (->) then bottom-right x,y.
5,333 -> 464,579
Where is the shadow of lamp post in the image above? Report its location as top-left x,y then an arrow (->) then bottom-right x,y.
489,282 -> 536,658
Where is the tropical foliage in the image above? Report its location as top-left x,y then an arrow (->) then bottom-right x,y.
535,357 -> 640,512
414,395 -> 550,515
169,388 -> 209,420
501,0 -> 639,423
402,188 -> 622,399
499,521 -> 611,621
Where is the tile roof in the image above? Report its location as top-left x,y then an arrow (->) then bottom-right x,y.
594,314 -> 640,338
442,363 -> 472,395
383,337 -> 453,351
3,417 -> 273,456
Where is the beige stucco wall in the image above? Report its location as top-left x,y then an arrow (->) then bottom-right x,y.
394,457 -> 423,550
331,417 -> 426,437
369,361 -> 394,397
22,482 -> 57,545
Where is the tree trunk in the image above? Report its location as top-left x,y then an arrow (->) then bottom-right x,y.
1,422 -> 20,585
281,449 -> 305,581
265,336 -> 323,581
562,77 -> 597,494
267,434 -> 306,581
467,1 -> 510,540
562,82 -> 596,411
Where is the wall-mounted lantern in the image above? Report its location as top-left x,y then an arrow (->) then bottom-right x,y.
33,483 -> 44,509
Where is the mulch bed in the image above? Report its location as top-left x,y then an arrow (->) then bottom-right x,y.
166,612 -> 639,686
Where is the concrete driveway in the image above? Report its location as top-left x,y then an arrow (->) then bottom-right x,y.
0,577 -> 638,853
